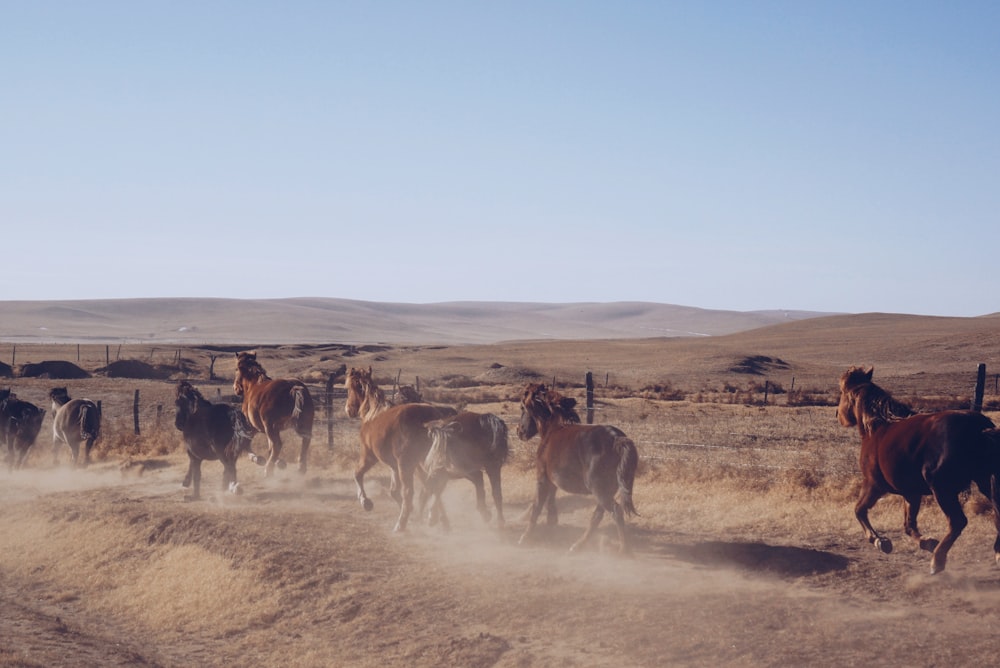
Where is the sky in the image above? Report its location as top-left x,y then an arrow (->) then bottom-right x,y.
3,2 -> 998,317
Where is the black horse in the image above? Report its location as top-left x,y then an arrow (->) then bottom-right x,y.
1,389 -> 46,471
174,381 -> 257,500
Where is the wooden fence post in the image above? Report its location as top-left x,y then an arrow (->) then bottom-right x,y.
133,389 -> 141,435
763,380 -> 770,406
972,363 -> 986,412
585,371 -> 595,424
156,404 -> 163,430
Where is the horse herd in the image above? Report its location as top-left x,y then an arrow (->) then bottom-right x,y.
4,354 -> 1000,574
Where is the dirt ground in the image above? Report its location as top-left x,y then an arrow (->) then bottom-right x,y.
3,454 -> 1000,668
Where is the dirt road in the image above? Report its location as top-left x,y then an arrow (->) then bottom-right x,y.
3,461 -> 1000,667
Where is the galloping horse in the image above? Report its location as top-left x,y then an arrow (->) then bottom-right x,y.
233,351 -> 315,477
837,366 -> 1000,574
49,387 -> 101,467
517,383 -> 639,553
344,366 -> 456,531
174,381 -> 256,500
421,411 -> 510,530
1,389 -> 45,471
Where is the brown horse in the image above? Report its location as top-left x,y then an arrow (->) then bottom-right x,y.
174,381 -> 257,500
421,411 -> 510,530
344,366 -> 456,531
49,387 -> 101,467
837,366 -> 1000,573
233,351 -> 315,477
517,383 -> 639,553
1,389 -> 46,471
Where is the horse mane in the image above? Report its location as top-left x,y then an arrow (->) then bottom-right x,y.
346,367 -> 390,421
525,383 -> 581,425
841,367 -> 915,434
236,352 -> 271,383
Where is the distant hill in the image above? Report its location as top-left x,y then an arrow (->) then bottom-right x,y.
0,298 -> 836,345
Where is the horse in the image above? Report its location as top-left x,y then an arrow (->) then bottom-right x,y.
516,383 -> 639,554
837,366 -> 1000,574
1,389 -> 46,471
233,351 -> 315,477
174,381 -> 258,500
421,411 -> 510,530
49,387 -> 101,467
344,366 -> 456,531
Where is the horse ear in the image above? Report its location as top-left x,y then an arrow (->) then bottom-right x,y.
865,367 -> 874,381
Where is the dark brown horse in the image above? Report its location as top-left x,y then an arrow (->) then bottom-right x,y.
1,389 -> 46,471
233,351 -> 315,477
49,387 -> 101,467
174,381 -> 257,500
344,366 -> 456,531
517,383 -> 639,553
421,411 -> 510,530
837,366 -> 1000,573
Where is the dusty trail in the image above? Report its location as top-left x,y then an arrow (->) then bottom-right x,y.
3,461 -> 1000,667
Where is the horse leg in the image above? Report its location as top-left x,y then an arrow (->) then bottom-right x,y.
393,464 -> 416,532
901,494 -> 938,553
223,459 -> 240,495
467,470 -> 491,524
519,478 -> 556,545
855,481 -> 892,554
354,449 -> 377,511
570,504 -> 606,554
83,437 -> 95,467
928,488 -> 968,575
485,464 -> 505,529
297,431 -> 311,475
185,458 -> 202,501
263,428 -> 283,478
69,440 -> 81,468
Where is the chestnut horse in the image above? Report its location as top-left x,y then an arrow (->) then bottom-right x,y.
233,351 -> 315,477
1,389 -> 46,471
344,366 -> 455,531
49,387 -> 101,467
174,381 -> 257,500
421,411 -> 510,530
517,383 -> 639,553
837,366 -> 1000,573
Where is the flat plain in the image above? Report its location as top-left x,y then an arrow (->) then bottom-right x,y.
3,300 -> 1000,667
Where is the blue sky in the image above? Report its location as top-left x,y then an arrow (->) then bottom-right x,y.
3,2 -> 998,316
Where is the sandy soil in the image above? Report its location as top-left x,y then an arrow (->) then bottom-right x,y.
3,456 -> 1000,668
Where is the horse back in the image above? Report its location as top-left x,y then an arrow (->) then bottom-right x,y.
539,424 -> 627,495
242,378 -> 314,430
361,403 -> 456,463
869,410 -> 996,493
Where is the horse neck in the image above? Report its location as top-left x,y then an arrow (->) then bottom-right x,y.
360,388 -> 390,422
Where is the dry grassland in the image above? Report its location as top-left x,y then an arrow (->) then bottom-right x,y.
3,310 -> 1000,666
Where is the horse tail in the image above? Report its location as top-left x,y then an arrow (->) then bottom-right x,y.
614,435 -> 639,517
226,410 -> 255,459
79,403 -> 100,440
479,413 -> 509,465
290,386 -> 306,422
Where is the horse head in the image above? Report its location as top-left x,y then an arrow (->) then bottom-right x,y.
234,351 -> 269,396
518,383 -> 580,440
345,366 -> 385,420
837,366 -> 873,428
49,387 -> 71,407
174,381 -> 204,430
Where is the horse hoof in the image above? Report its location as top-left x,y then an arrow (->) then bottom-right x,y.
228,482 -> 241,495
875,537 -> 893,554
248,454 -> 264,466
995,553 -> 1000,568
362,498 -> 374,512
919,538 -> 939,552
